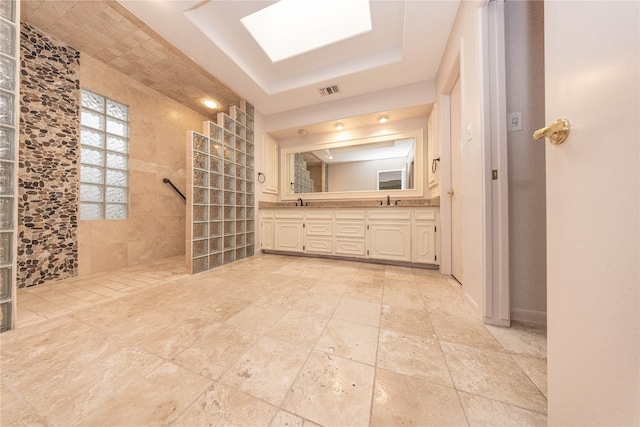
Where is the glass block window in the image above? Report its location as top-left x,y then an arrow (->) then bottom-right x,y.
79,90 -> 129,220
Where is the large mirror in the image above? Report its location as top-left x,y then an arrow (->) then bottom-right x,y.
281,129 -> 424,200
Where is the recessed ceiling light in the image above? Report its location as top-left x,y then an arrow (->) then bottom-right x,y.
335,122 -> 344,130
378,115 -> 389,124
203,99 -> 218,109
241,0 -> 372,63
298,129 -> 308,136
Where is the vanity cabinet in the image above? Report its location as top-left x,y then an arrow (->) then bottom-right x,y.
260,207 -> 439,266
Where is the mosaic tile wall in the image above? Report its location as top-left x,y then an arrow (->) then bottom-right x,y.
18,23 -> 79,288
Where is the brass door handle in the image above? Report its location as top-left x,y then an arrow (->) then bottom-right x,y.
447,189 -> 454,196
533,118 -> 570,145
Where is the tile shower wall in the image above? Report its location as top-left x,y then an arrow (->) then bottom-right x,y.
78,54 -> 206,275
187,102 -> 255,273
20,23 -> 210,285
18,23 -> 79,288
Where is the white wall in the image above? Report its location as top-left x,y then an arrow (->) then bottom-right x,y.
505,1 -> 547,325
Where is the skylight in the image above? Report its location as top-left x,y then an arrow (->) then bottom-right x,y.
241,0 -> 372,63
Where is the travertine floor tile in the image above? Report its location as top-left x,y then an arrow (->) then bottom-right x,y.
430,312 -> 503,351
134,316 -> 221,359
458,391 -> 547,426
291,293 -> 342,315
172,381 -> 278,426
79,361 -> 212,426
377,329 -> 453,387
4,254 -> 546,426
486,322 -> 547,358
334,297 -> 381,327
382,288 -> 426,310
224,302 -> 288,334
441,342 -> 547,414
282,350 -> 375,427
316,318 -> 379,365
267,311 -> 329,347
512,354 -> 547,397
371,368 -> 467,427
220,336 -> 311,405
344,283 -> 384,303
380,305 -> 434,337
172,325 -> 258,379
270,410 -> 321,427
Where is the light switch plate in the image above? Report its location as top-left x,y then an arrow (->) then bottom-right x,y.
508,112 -> 523,131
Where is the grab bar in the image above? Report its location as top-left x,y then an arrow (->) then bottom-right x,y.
163,178 -> 186,202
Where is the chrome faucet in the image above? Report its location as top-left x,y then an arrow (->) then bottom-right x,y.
297,197 -> 304,207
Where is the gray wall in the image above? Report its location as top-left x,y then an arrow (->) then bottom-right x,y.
505,1 -> 547,325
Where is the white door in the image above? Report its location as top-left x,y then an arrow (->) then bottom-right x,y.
545,2 -> 639,424
450,76 -> 463,283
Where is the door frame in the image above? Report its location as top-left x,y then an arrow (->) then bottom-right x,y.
438,52 -> 459,278
479,0 -> 510,325
439,0 -> 510,326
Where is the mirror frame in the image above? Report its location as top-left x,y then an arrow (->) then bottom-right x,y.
280,129 -> 424,200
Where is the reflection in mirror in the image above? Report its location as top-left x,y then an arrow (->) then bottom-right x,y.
281,129 -> 424,200
291,137 -> 415,193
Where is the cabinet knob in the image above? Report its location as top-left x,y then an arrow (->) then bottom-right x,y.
447,189 -> 455,196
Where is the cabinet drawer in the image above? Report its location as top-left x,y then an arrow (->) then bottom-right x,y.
306,222 -> 333,236
275,211 -> 304,219
305,210 -> 332,220
335,238 -> 366,256
367,209 -> 412,220
335,210 -> 365,220
415,209 -> 436,221
305,237 -> 333,254
335,222 -> 366,238
260,210 -> 274,219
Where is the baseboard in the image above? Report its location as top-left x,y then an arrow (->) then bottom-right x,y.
511,308 -> 547,327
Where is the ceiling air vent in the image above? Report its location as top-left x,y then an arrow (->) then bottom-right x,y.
318,85 -> 340,97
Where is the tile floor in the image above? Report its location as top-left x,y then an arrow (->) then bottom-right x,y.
0,254 -> 547,426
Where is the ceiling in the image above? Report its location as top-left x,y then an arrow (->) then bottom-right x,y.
21,0 -> 460,134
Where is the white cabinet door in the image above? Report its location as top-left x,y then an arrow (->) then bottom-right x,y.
261,220 -> 274,250
274,221 -> 304,252
368,222 -> 412,262
262,134 -> 278,194
414,223 -> 437,264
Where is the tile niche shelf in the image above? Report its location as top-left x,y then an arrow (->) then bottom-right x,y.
187,101 -> 255,274
0,0 -> 19,332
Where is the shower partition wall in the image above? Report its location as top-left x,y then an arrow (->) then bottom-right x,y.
187,101 -> 255,274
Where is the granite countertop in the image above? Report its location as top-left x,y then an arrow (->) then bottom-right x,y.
259,198 -> 440,209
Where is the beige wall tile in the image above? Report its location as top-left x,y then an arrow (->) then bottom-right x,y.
76,53 -> 206,276
90,243 -> 128,274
